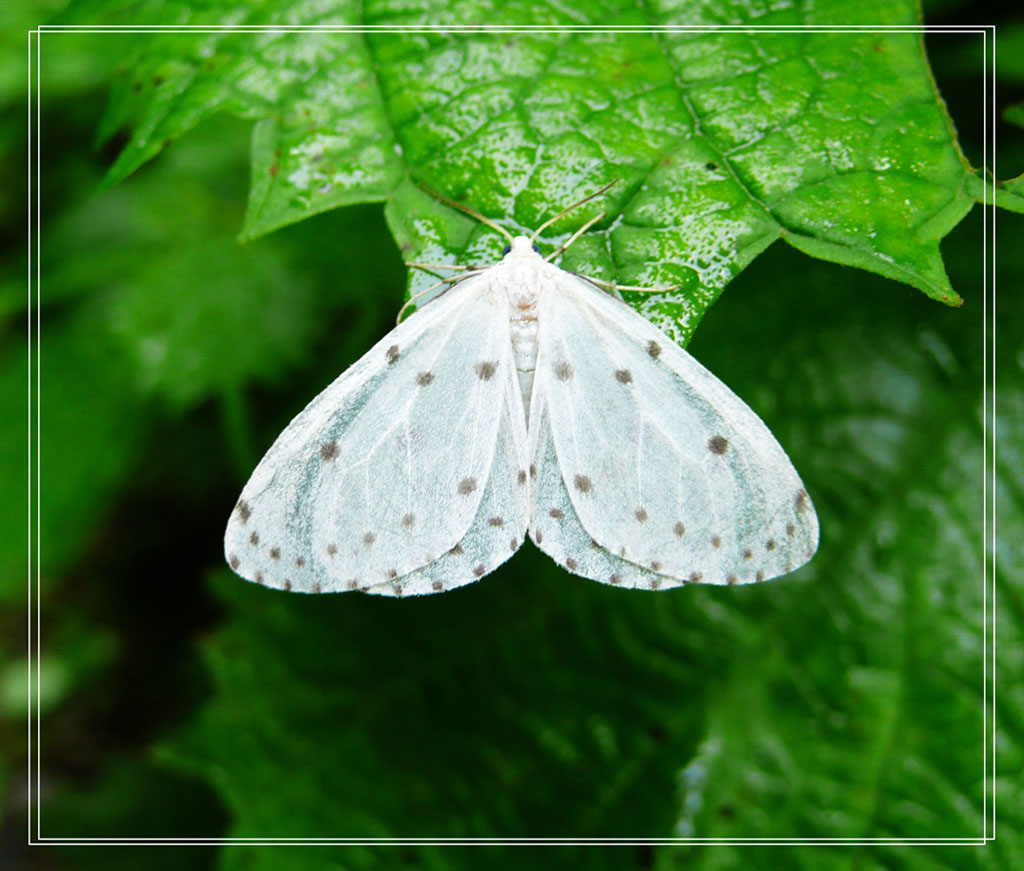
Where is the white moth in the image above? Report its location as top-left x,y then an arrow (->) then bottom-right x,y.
225,190 -> 818,596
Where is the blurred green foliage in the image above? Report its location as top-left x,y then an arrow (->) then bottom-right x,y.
2,1 -> 1021,869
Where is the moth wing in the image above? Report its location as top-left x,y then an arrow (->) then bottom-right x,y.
530,273 -> 818,587
224,272 -> 525,593
528,400 -> 677,589
361,379 -> 530,596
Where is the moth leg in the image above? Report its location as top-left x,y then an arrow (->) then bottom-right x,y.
397,270 -> 486,324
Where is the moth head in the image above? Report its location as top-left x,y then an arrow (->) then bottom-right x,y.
503,236 -> 542,258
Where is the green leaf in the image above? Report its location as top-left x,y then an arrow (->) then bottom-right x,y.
157,216 -> 1013,862
966,172 -> 1024,215
75,0 -> 981,342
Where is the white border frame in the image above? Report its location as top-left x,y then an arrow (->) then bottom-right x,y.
26,21 -> 997,849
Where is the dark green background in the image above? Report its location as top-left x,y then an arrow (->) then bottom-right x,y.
1,2 -> 1021,869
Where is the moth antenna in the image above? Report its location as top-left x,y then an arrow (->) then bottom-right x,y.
415,183 -> 515,243
530,178 -> 620,243
545,211 -> 605,262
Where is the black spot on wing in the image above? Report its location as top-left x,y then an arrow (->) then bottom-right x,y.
320,441 -> 339,461
385,344 -> 400,365
634,507 -> 648,523
416,371 -> 435,386
615,369 -> 633,384
708,435 -> 729,455
458,477 -> 477,495
475,361 -> 497,380
554,361 -> 573,380
235,501 -> 251,523
646,340 -> 661,359
673,521 -> 686,538
574,475 -> 592,494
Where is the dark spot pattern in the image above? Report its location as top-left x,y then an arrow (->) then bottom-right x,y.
574,474 -> 592,494
416,371 -> 435,386
673,521 -> 686,538
385,344 -> 400,365
509,538 -> 518,551
743,550 -> 752,561
566,557 -> 578,571
458,477 -> 477,495
635,507 -> 648,522
549,508 -> 565,519
347,579 -> 359,590
311,582 -> 322,593
255,572 -> 265,584
402,513 -> 415,529
786,523 -> 796,537
647,340 -> 662,359
488,516 -> 504,527
766,539 -> 776,551
393,585 -> 403,597
650,579 -> 662,589
473,564 -> 486,578
432,581 -> 444,592
590,539 -> 601,549
320,441 -> 339,461
475,361 -> 497,380
449,543 -> 464,556
535,530 -> 544,544
387,568 -> 398,580
529,464 -> 537,480
249,532 -> 260,546
327,543 -> 338,556
554,361 -> 574,380
517,470 -> 527,485
795,489 -> 810,512
363,532 -> 376,547
296,557 -> 306,567
689,571 -> 702,583
650,561 -> 661,572
284,580 -> 292,591
270,548 -> 280,560
236,501 -> 251,522
756,570 -> 765,582
711,535 -> 721,548
229,555 -> 240,570
610,573 -> 622,584
708,435 -> 729,455
615,369 -> 633,384
726,574 -> 738,585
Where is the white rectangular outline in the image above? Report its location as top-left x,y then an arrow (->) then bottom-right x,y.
25,22 -> 997,848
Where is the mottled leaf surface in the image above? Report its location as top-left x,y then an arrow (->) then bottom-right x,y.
72,0 -> 982,342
